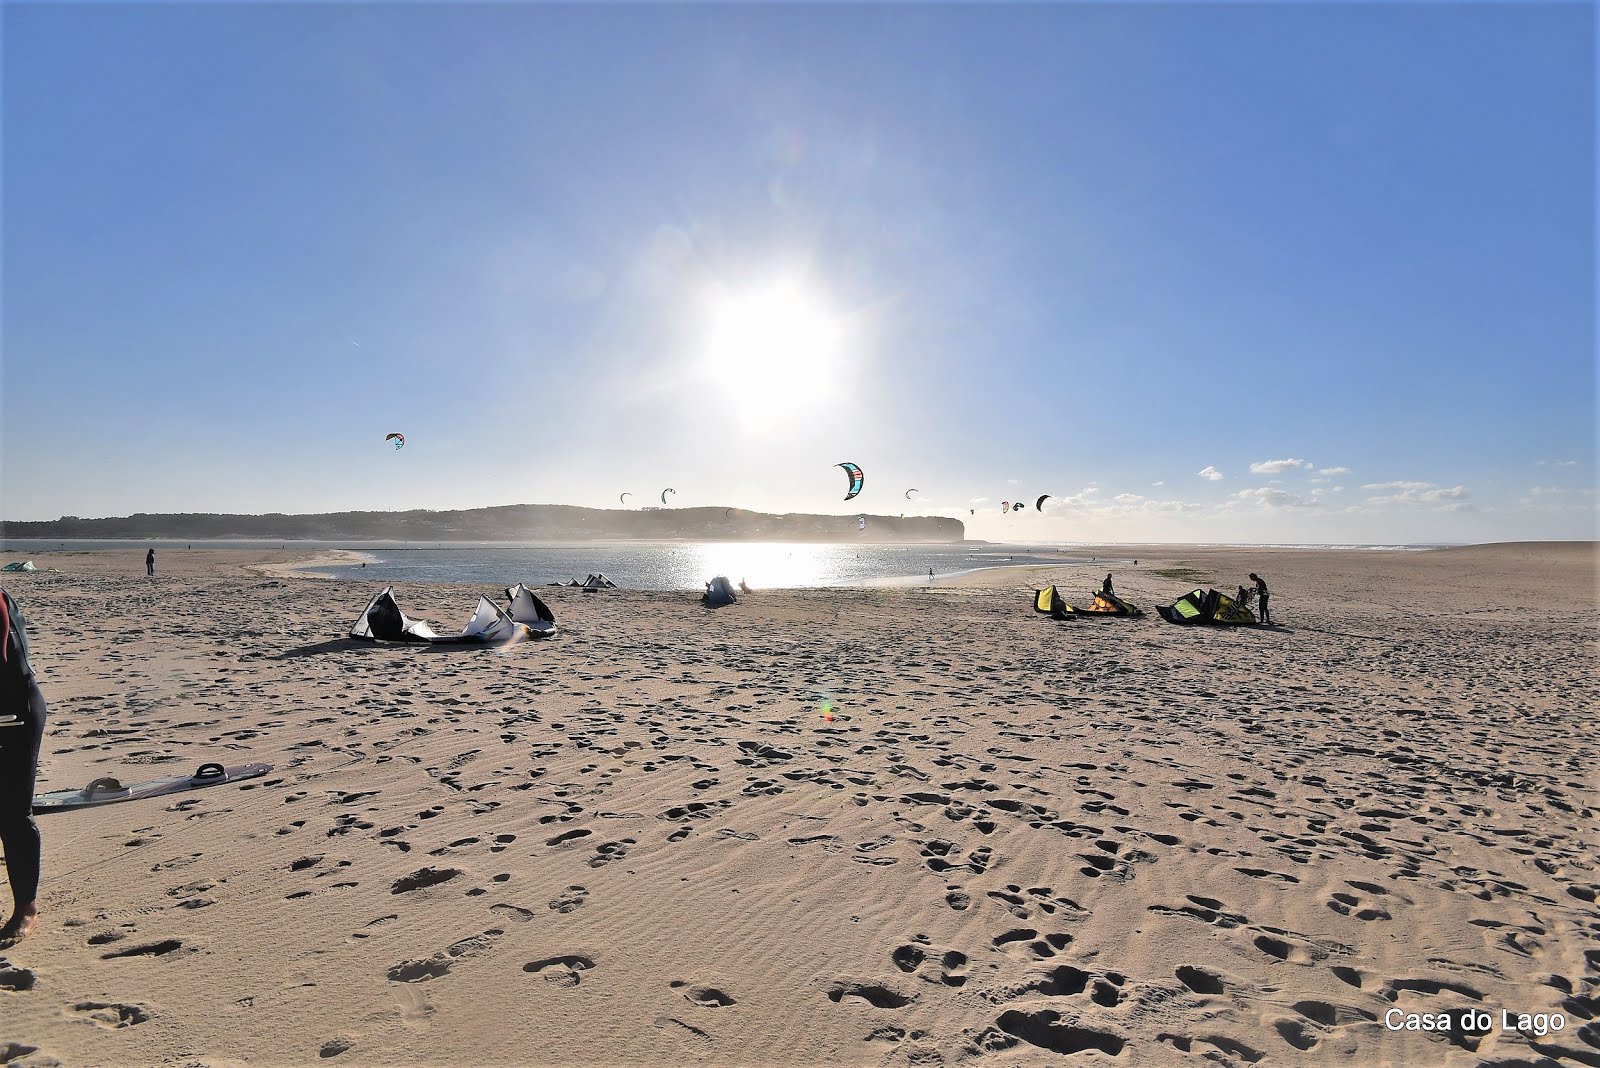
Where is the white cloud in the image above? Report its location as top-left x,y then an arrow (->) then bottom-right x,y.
1361,480 -> 1433,492
1151,480 -> 1165,488
1113,493 -> 1144,504
1250,458 -> 1312,475
1537,459 -> 1578,468
1363,481 -> 1470,507
1198,466 -> 1223,481
969,497 -> 990,504
1233,487 -> 1319,509
1317,466 -> 1351,476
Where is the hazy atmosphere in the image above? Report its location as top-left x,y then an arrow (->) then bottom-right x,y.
3,2 -> 1593,543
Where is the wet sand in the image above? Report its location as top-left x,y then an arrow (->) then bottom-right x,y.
0,543 -> 1595,1067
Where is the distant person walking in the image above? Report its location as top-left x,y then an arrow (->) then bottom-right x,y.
0,588 -> 46,942
928,568 -> 934,583
145,548 -> 155,577
1249,572 -> 1272,624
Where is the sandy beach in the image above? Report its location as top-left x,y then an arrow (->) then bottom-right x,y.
0,543 -> 1595,1067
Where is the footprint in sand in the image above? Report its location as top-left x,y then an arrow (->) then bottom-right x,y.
0,964 -> 36,991
991,928 -> 1072,961
1326,890 -> 1391,921
523,954 -> 595,988
390,867 -> 461,894
825,981 -> 915,1009
66,1001 -> 151,1028
681,984 -> 736,1007
891,937 -> 969,988
588,839 -> 634,868
1175,965 -> 1226,995
548,886 -> 589,913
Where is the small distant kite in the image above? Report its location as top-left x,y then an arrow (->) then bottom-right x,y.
619,492 -> 632,505
385,433 -> 405,450
660,488 -> 676,505
858,516 -> 867,532
904,488 -> 918,500
969,509 -> 975,515
837,462 -> 864,501
725,508 -> 735,519
1002,500 -> 1010,513
1035,494 -> 1051,512
1012,502 -> 1024,512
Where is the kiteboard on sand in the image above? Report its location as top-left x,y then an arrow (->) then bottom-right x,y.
32,761 -> 273,813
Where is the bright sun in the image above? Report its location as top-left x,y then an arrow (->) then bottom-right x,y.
704,282 -> 845,417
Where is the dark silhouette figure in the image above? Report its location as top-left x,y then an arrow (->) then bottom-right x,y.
1101,573 -> 1115,596
1250,572 -> 1272,624
145,549 -> 155,577
0,588 -> 45,942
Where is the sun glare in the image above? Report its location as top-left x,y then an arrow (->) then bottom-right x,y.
704,282 -> 845,418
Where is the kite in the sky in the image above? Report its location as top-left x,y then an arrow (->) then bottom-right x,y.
660,488 -> 676,505
385,433 -> 405,450
858,516 -> 867,532
904,488 -> 918,500
836,462 -> 864,501
1012,502 -> 1025,512
1002,500 -> 1010,513
619,492 -> 632,505
1035,494 -> 1051,512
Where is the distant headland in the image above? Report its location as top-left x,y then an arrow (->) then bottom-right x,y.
0,504 -> 965,543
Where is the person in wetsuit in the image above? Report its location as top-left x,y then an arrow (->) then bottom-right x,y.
0,588 -> 45,941
1249,572 -> 1272,624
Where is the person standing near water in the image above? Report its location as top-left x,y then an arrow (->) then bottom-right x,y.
0,588 -> 45,942
145,548 -> 155,577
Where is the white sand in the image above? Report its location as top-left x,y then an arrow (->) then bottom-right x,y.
0,543 -> 1595,1067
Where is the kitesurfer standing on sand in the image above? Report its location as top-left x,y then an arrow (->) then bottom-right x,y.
1249,573 -> 1272,624
146,548 -> 155,577
0,588 -> 45,942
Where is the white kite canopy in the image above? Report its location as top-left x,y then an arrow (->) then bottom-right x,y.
579,573 -> 616,590
349,587 -> 532,645
443,596 -> 526,645
504,583 -> 557,637
349,587 -> 440,642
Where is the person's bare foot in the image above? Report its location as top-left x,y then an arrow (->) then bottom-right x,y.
0,902 -> 38,942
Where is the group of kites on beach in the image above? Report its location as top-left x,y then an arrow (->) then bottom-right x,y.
0,560 -> 1274,946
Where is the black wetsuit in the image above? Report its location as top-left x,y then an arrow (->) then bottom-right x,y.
146,550 -> 155,577
1253,577 -> 1271,624
0,589 -> 45,910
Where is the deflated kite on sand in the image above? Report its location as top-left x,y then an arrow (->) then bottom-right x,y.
349,585 -> 557,644
1155,588 -> 1258,626
1033,586 -> 1144,620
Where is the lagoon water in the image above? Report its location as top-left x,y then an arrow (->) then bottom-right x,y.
0,539 -> 1100,590
309,542 -> 1095,589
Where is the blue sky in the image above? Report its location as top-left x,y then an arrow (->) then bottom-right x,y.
3,2 -> 1593,542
